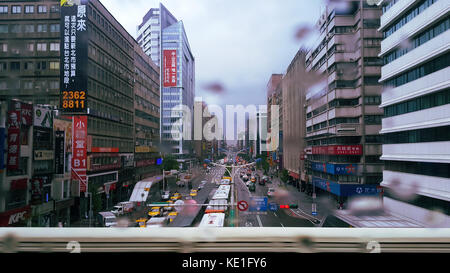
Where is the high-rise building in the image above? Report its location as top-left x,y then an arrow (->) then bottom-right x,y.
136,3 -> 177,66
304,1 -> 384,207
133,43 -> 161,181
378,0 -> 450,226
267,74 -> 283,170
138,4 -> 195,165
282,49 -> 307,186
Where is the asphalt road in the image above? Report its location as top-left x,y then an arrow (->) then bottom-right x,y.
235,170 -> 314,227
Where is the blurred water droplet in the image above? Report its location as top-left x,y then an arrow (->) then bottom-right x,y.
348,197 -> 384,216
388,179 -> 419,202
425,209 -> 448,228
297,237 -> 315,253
203,82 -> 225,94
294,25 -> 315,41
2,233 -> 18,253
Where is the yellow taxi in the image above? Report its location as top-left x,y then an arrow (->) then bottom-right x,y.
168,212 -> 178,223
164,200 -> 174,211
170,193 -> 182,201
136,218 -> 147,228
148,206 -> 163,217
190,189 -> 198,197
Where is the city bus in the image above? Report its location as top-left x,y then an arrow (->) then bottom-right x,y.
198,213 -> 225,227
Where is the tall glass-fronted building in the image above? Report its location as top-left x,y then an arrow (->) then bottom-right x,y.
137,4 -> 195,161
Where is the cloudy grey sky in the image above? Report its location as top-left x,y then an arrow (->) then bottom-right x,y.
101,0 -> 324,107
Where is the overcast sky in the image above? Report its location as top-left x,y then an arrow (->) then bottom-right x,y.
101,0 -> 324,107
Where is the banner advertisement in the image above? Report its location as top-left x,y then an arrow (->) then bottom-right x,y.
7,111 -> 21,170
72,116 -> 87,192
55,130 -> 65,174
163,49 -> 177,87
33,106 -> 53,128
60,0 -> 89,113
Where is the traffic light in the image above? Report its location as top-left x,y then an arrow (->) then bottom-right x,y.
279,204 -> 298,209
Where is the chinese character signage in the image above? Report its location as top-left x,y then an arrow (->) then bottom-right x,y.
72,116 -> 87,192
163,50 -> 177,87
55,130 -> 65,174
311,145 -> 363,155
60,0 -> 88,113
7,111 -> 21,170
0,128 -> 5,170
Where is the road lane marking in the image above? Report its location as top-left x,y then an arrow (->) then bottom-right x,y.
256,215 -> 263,227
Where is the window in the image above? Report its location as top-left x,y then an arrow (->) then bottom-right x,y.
49,61 -> 59,70
37,24 -> 47,32
50,24 -> 59,33
37,5 -> 47,14
364,96 -> 381,105
384,52 -> 450,88
363,19 -> 380,28
0,43 -> 7,52
50,5 -> 59,13
0,62 -> 6,71
0,81 -> 7,90
364,115 -> 382,125
11,5 -> 21,14
24,5 -> 34,14
24,24 -> 34,33
37,61 -> 47,70
10,62 -> 20,71
37,43 -> 47,51
0,25 -> 7,33
364,76 -> 380,85
383,0 -> 437,38
24,81 -> 33,89
0,6 -> 8,14
10,24 -> 21,33
50,43 -> 59,51
383,17 -> 450,65
27,43 -> 34,52
24,62 -> 33,70
49,81 -> 59,89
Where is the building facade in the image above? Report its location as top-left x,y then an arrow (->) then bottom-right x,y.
304,1 -> 384,207
0,0 -> 162,226
378,0 -> 450,226
267,74 -> 283,171
282,49 -> 307,185
138,4 -> 195,165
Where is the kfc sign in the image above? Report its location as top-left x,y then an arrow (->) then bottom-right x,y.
0,206 -> 31,227
72,116 -> 87,192
163,50 -> 177,87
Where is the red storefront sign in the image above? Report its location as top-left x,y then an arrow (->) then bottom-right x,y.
0,205 -> 31,227
72,116 -> 87,193
20,102 -> 33,127
136,159 -> 156,167
91,147 -> 119,153
163,50 -> 177,87
7,111 -> 21,170
311,145 -> 363,155
10,178 -> 28,190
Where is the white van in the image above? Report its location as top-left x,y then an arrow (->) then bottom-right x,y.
97,212 -> 117,227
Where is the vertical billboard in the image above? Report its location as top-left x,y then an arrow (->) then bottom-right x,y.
7,110 -> 21,170
60,0 -> 88,113
72,116 -> 87,192
163,49 -> 177,87
55,131 -> 65,174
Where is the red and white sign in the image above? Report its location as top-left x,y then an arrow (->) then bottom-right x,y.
7,111 -> 21,170
237,200 -> 249,212
163,50 -> 177,87
72,116 -> 88,193
20,102 -> 33,127
91,147 -> 119,153
311,145 -> 362,155
0,206 -> 31,227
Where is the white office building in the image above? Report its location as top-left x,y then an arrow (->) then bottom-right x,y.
378,0 -> 450,227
